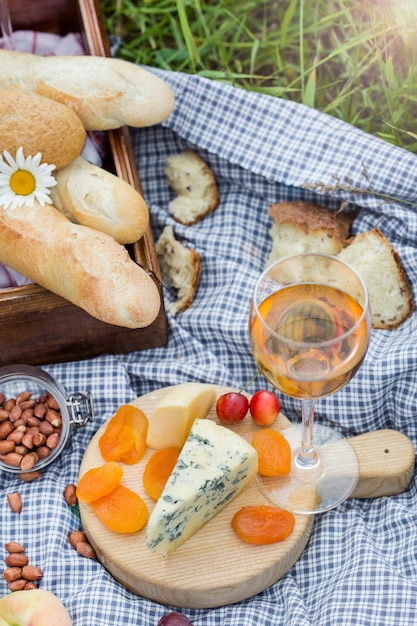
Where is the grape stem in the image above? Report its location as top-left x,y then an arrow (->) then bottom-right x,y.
239,370 -> 261,394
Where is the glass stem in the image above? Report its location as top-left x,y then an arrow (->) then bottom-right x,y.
296,398 -> 319,468
0,0 -> 15,50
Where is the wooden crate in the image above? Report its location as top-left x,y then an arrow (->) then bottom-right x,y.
0,0 -> 168,366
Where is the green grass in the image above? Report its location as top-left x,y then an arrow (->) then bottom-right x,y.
99,0 -> 417,153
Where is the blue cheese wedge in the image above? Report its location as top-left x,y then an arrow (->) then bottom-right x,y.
146,418 -> 258,557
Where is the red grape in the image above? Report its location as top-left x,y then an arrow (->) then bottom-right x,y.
249,390 -> 280,426
157,612 -> 193,626
216,392 -> 249,423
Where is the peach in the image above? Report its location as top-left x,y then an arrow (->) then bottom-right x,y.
0,589 -> 72,625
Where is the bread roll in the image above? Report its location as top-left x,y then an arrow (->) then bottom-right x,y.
0,201 -> 161,329
338,228 -> 414,330
0,88 -> 86,170
156,225 -> 201,315
165,150 -> 220,225
50,157 -> 149,244
267,201 -> 355,266
0,50 -> 175,131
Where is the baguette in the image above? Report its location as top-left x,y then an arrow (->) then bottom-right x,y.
0,201 -> 161,329
0,88 -> 86,170
50,157 -> 149,244
0,50 -> 175,131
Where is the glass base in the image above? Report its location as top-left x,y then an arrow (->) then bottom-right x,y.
256,423 -> 359,515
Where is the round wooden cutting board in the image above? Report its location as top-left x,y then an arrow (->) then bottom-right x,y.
78,385 -> 314,609
78,384 -> 415,609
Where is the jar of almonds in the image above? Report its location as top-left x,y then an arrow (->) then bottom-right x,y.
0,364 -> 95,476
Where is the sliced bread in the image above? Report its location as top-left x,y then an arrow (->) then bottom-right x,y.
338,228 -> 414,330
266,201 -> 356,266
165,150 -> 220,225
156,225 -> 201,316
267,202 -> 414,330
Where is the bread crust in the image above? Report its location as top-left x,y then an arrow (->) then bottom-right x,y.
269,201 -> 355,243
50,157 -> 149,244
0,201 -> 161,328
0,50 -> 175,131
0,88 -> 86,170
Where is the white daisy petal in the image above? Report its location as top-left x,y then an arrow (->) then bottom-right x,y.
15,147 -> 26,169
0,160 -> 14,176
31,152 -> 43,168
3,150 -> 16,168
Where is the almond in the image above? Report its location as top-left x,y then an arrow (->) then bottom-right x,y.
9,405 -> 22,422
76,541 -> 96,560
69,530 -> 87,550
34,402 -> 47,418
0,408 -> 10,421
5,541 -> 25,553
0,440 -> 15,455
0,421 -> 13,439
7,492 -> 22,514
45,409 -> 62,428
24,581 -> 38,590
4,552 -> 28,567
64,484 -> 78,507
4,452 -> 23,467
22,565 -> 43,581
20,451 -> 39,472
47,396 -> 60,411
16,391 -> 33,404
19,470 -> 41,482
7,578 -> 27,591
2,566 -> 23,582
46,432 -> 60,449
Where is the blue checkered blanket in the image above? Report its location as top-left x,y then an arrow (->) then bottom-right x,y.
1,66 -> 417,625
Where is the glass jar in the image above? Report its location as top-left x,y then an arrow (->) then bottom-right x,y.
0,364 -> 95,474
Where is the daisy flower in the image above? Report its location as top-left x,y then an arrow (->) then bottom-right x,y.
0,147 -> 57,211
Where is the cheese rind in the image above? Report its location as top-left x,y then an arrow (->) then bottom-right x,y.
146,419 -> 258,557
146,383 -> 216,450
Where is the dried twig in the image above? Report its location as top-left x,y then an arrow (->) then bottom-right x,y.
302,161 -> 417,209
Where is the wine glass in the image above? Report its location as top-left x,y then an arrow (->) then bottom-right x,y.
249,253 -> 371,514
0,0 -> 15,50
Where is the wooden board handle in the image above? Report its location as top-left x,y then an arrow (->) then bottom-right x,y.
349,429 -> 415,499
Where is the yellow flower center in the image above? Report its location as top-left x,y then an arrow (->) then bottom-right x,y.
10,169 -> 36,196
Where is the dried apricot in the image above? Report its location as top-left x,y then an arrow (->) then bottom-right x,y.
91,484 -> 148,533
232,505 -> 295,544
143,447 -> 180,500
99,404 -> 148,464
76,462 -> 123,503
251,428 -> 291,476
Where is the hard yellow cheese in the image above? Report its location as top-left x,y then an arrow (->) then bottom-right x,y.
146,383 -> 217,450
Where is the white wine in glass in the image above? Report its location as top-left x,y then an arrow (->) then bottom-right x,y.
249,253 -> 371,514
